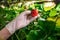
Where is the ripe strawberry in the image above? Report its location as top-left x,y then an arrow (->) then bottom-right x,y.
31,9 -> 38,17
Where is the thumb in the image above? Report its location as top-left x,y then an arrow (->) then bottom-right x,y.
29,14 -> 39,22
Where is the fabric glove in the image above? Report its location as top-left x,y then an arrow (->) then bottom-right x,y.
6,10 -> 38,34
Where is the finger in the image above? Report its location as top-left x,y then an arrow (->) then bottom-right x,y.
29,14 -> 39,22
22,10 -> 31,14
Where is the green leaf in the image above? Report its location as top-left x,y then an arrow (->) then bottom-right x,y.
56,4 -> 60,11
26,30 -> 38,40
49,9 -> 57,17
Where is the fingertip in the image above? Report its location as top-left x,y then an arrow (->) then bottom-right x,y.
38,14 -> 40,17
33,14 -> 40,18
34,16 -> 38,19
25,10 -> 31,14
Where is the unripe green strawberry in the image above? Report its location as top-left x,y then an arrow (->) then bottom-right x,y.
31,9 -> 38,17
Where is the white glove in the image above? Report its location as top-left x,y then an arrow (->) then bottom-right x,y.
6,10 -> 38,34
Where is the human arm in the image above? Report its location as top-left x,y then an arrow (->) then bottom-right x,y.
0,10 -> 38,40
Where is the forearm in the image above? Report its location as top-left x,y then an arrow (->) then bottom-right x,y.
0,17 -> 22,40
0,18 -> 17,40
0,18 -> 21,40
0,10 -> 37,40
0,27 -> 11,40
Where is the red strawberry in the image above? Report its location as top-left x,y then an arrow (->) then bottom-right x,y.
31,9 -> 38,17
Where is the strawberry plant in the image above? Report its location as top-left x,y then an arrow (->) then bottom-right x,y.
0,1 -> 60,40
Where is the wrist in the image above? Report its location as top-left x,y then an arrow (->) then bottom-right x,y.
6,19 -> 17,34
0,27 -> 11,40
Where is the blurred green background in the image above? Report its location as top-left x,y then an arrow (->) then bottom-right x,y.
0,0 -> 60,40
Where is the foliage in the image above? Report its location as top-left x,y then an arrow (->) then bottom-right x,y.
0,1 -> 60,40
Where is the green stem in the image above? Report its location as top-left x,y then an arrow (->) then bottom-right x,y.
15,33 -> 20,40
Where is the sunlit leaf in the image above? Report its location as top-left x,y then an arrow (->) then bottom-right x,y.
56,18 -> 60,28
44,2 -> 56,11
49,9 -> 57,17
56,4 -> 60,11
47,17 -> 57,22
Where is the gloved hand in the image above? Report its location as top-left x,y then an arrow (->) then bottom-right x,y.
6,10 -> 38,34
